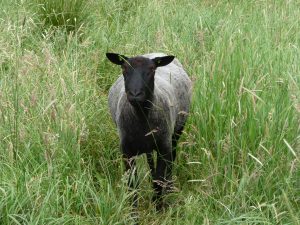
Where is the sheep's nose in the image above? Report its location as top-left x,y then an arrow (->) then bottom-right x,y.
128,90 -> 143,97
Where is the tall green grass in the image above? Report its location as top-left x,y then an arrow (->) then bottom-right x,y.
32,0 -> 89,33
0,0 -> 299,224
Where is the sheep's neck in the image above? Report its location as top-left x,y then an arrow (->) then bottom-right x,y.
132,95 -> 153,117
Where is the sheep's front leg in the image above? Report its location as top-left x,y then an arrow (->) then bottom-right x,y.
123,156 -> 138,209
153,142 -> 173,210
146,152 -> 155,178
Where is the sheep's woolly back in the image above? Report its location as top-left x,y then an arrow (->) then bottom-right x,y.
108,53 -> 192,141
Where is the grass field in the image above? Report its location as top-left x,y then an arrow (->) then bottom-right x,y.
0,0 -> 299,224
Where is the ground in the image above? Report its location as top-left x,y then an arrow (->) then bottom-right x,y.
0,0 -> 299,224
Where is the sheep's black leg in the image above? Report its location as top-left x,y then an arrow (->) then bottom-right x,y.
171,125 -> 185,162
123,156 -> 138,209
152,143 -> 173,210
146,152 -> 155,178
147,152 -> 158,206
171,134 -> 179,161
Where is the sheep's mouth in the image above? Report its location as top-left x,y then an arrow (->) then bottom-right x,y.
127,96 -> 146,106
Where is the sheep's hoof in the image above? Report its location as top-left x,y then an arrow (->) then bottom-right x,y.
130,210 -> 139,225
156,200 -> 165,211
152,196 -> 167,211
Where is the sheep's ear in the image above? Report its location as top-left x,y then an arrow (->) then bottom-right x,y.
152,55 -> 175,67
106,53 -> 128,65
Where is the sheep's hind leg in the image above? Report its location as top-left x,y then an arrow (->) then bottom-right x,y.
171,125 -> 185,162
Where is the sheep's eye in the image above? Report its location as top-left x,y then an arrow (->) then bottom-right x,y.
121,66 -> 127,75
148,71 -> 154,76
148,67 -> 155,75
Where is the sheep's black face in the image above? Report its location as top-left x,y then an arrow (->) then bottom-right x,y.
106,53 -> 175,107
122,57 -> 155,106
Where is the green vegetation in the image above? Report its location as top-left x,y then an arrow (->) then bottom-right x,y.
32,0 -> 89,33
0,0 -> 299,224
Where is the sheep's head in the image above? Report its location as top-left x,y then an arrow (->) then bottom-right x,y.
106,53 -> 174,107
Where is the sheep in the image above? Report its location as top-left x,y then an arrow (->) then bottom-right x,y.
106,52 -> 192,209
